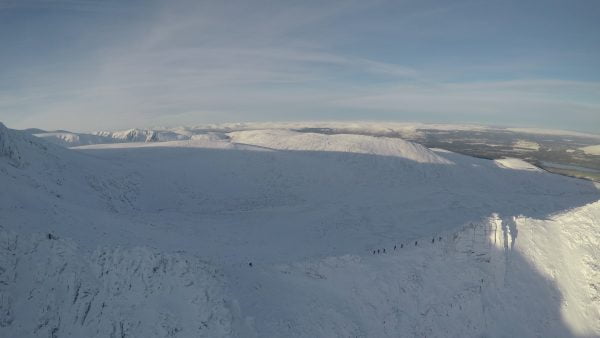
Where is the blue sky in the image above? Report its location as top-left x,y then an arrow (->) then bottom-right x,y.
1,0 -> 599,132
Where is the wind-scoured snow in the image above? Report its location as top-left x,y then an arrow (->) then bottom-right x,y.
1,124 -> 599,337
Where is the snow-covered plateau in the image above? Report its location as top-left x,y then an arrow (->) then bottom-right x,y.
1,122 -> 599,337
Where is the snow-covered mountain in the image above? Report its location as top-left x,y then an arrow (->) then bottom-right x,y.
1,122 -> 599,337
228,129 -> 452,164
33,131 -> 114,147
32,128 -> 193,147
28,121 -> 600,149
93,128 -> 162,143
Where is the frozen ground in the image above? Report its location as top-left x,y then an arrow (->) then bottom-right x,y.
1,122 -> 599,337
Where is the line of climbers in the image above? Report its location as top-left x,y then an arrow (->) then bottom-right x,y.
372,236 -> 443,255
248,235 -> 446,267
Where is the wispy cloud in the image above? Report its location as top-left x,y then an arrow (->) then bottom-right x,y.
0,0 -> 599,132
333,80 -> 600,129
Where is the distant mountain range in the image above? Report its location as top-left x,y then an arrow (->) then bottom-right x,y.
26,122 -> 600,181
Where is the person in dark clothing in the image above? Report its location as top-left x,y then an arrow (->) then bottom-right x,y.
377,249 -> 380,254
383,248 -> 386,253
432,238 -> 435,244
415,241 -> 418,246
394,245 -> 397,250
400,244 -> 403,248
373,250 -> 376,255
439,236 -> 442,241
248,262 -> 253,267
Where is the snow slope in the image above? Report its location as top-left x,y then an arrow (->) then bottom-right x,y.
0,122 -> 22,166
1,124 -> 599,337
228,129 -> 452,164
0,229 -> 237,338
249,203 -> 600,337
494,157 -> 543,171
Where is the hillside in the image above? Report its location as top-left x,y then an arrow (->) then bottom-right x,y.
1,124 -> 599,337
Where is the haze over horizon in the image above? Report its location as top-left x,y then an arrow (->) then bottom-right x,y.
1,0 -> 599,132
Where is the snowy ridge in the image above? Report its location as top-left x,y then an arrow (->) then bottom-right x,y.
0,125 -> 142,215
228,129 -> 452,164
34,132 -> 112,147
94,129 -> 159,143
257,202 -> 600,337
73,134 -> 257,152
0,229 -> 238,337
0,121 -> 67,169
0,122 -> 22,166
34,129 -> 192,147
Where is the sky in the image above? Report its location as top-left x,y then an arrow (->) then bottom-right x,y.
0,0 -> 599,133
